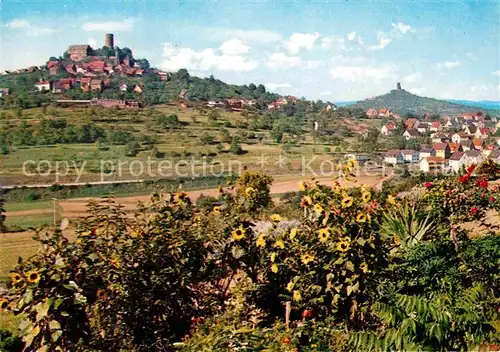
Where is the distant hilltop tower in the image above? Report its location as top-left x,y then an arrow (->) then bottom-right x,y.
397,82 -> 402,91
105,33 -> 114,48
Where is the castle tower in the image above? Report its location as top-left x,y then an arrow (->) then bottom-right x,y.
105,33 -> 114,48
397,82 -> 402,91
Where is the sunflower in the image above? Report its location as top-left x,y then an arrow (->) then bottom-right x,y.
271,214 -> 282,222
301,196 -> 313,207
318,228 -> 330,243
26,270 -> 40,284
347,158 -> 358,169
0,298 -> 8,311
213,206 -> 221,214
341,195 -> 354,208
314,203 -> 323,215
342,236 -> 352,244
394,236 -> 401,245
270,252 -> 277,262
361,191 -> 371,203
174,191 -> 187,202
10,273 -> 22,285
256,233 -> 266,247
359,262 -> 369,273
245,187 -> 255,196
356,213 -> 367,223
293,290 -> 302,302
298,181 -> 306,192
271,264 -> 278,273
286,281 -> 295,292
274,239 -> 285,249
232,226 -> 246,240
336,241 -> 350,252
289,227 -> 298,240
301,254 -> 314,265
217,185 -> 223,193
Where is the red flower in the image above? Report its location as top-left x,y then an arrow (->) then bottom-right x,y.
466,164 -> 476,174
424,182 -> 432,189
302,309 -> 314,319
476,179 -> 488,189
281,337 -> 291,344
458,174 -> 470,184
471,207 -> 478,215
489,196 -> 496,203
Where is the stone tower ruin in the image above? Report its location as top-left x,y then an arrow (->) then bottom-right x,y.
105,33 -> 114,48
397,82 -> 402,91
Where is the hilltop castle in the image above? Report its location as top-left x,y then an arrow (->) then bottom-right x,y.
66,33 -> 115,61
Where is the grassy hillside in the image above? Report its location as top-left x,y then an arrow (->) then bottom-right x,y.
348,89 -> 497,116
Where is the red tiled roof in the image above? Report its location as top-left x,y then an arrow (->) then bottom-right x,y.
432,143 -> 448,150
425,156 -> 446,163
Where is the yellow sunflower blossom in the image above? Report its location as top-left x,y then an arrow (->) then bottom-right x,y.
361,191 -> 371,203
10,273 -> 22,285
270,252 -> 277,262
341,194 -> 354,208
356,213 -> 367,223
394,236 -> 401,245
174,191 -> 187,202
301,254 -> 314,265
360,262 -> 369,273
286,281 -> 295,292
217,185 -> 223,193
26,270 -> 40,284
256,233 -> 266,247
298,181 -> 306,192
213,206 -> 221,214
232,226 -> 246,240
274,239 -> 285,249
245,187 -> 255,196
271,264 -> 278,273
271,214 -> 282,222
314,203 -> 323,215
302,196 -> 313,206
0,298 -> 9,311
318,228 -> 330,243
337,241 -> 350,252
109,259 -> 120,269
293,290 -> 302,302
342,236 -> 352,244
289,228 -> 298,240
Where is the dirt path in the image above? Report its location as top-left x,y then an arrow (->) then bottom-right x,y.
5,175 -> 386,219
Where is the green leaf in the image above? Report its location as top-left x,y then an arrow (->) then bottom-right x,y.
63,281 -> 79,291
88,253 -> 99,261
333,257 -> 344,265
49,320 -> 61,331
234,327 -> 253,334
346,285 -> 353,296
356,237 -> 366,246
52,329 -> 63,342
22,325 -> 40,348
231,246 -> 245,259
54,255 -> 65,268
74,293 -> 87,305
54,298 -> 64,310
23,289 -> 33,304
344,261 -> 354,271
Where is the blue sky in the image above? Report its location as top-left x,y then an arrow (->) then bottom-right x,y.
1,0 -> 499,101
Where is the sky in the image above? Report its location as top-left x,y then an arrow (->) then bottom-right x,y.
1,0 -> 499,102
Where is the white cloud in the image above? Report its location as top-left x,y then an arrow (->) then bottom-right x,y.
347,31 -> 357,41
329,64 -> 397,82
218,38 -> 250,56
492,70 -> 500,77
266,82 -> 292,91
5,19 -> 55,36
319,91 -> 333,97
285,32 -> 320,54
204,27 -> 283,43
391,22 -> 415,35
88,38 -> 97,48
266,52 -> 320,69
83,18 -> 137,32
159,43 -> 258,72
321,36 -> 345,51
437,61 -> 461,69
408,87 -> 425,95
369,32 -> 392,51
402,72 -> 422,84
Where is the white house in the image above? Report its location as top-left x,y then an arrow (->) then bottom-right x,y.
464,150 -> 484,165
488,150 -> 500,164
419,147 -> 435,160
380,122 -> 396,136
420,156 -> 447,173
119,83 -> 128,92
403,129 -> 420,140
384,150 -> 404,165
417,123 -> 430,134
401,149 -> 419,163
34,81 -> 50,91
448,152 -> 466,173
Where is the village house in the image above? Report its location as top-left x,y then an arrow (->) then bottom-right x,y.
473,138 -> 484,151
132,84 -> 144,94
380,122 -> 396,136
464,150 -> 483,165
384,150 -> 404,165
482,144 -> 497,158
448,142 -> 462,153
51,81 -> 64,94
392,113 -> 400,119
419,156 -> 448,173
47,61 -> 60,75
431,133 -> 449,144
405,118 -> 419,129
433,143 -> 451,159
448,152 -> 466,173
378,107 -> 391,118
401,149 -> 419,163
419,147 -> 435,160
460,140 -> 473,151
366,108 -> 379,118
451,132 -> 470,144
90,79 -> 103,91
476,128 -> 489,139
119,83 -> 128,92
464,125 -> 477,135
403,129 -> 420,140
0,88 -> 10,97
34,80 -> 51,91
430,121 -> 442,132
488,150 -> 500,164
416,122 -> 430,134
